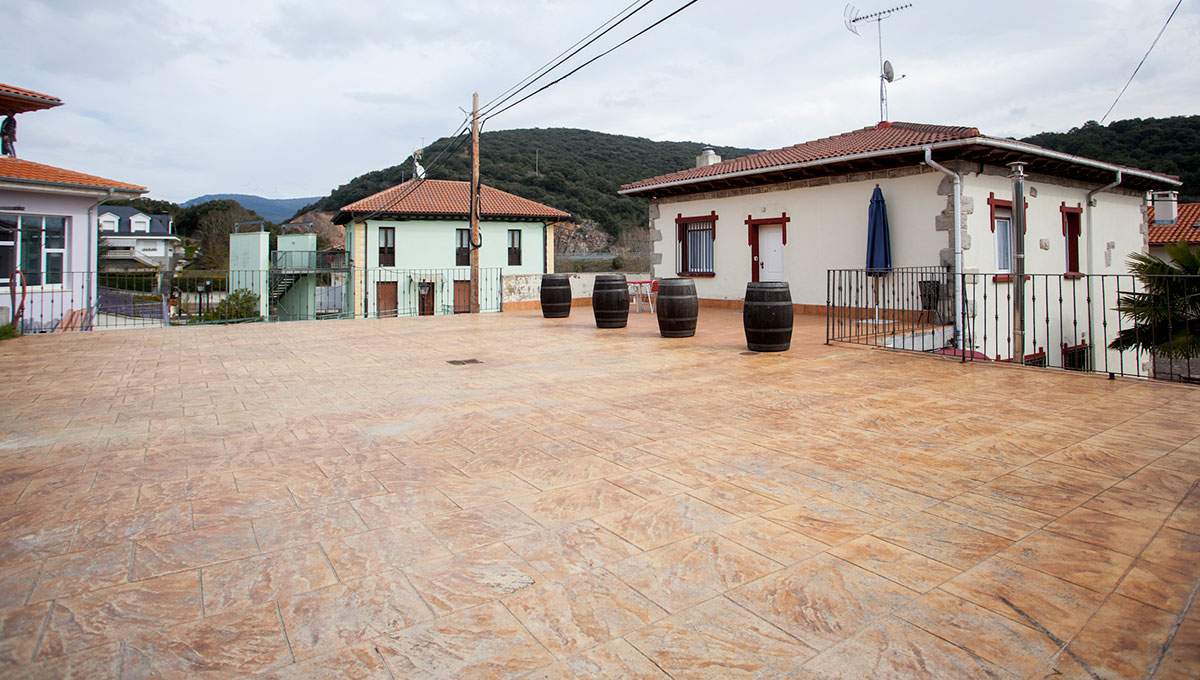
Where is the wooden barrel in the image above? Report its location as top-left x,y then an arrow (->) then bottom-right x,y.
656,278 -> 698,338
540,274 -> 572,318
592,274 -> 629,328
743,281 -> 793,351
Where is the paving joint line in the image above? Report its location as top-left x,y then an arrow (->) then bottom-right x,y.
1025,478 -> 1199,678
274,601 -> 296,664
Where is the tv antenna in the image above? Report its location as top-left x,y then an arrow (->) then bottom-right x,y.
845,3 -> 911,122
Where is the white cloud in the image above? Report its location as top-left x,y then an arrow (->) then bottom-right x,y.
8,0 -> 1199,203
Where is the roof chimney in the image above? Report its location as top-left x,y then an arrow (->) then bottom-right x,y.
695,145 -> 721,168
1152,191 -> 1178,225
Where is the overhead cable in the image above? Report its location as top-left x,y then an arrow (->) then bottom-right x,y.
1100,0 -> 1183,124
483,0 -> 703,123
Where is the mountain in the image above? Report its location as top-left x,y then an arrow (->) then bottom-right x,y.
300,128 -> 761,235
183,194 -> 322,224
1021,115 -> 1199,202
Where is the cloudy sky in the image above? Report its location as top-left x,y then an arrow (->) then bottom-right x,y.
9,0 -> 1199,203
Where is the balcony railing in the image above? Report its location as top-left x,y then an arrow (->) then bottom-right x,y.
827,267 -> 1200,382
270,250 -> 348,270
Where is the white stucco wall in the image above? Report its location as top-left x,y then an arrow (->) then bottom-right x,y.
959,172 -> 1145,277
650,170 -> 947,306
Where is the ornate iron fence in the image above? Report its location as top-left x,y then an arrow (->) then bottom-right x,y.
827,267 -> 1200,382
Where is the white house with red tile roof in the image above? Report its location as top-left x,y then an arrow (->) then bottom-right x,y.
1,84 -> 147,332
334,179 -> 569,317
621,121 -> 1181,364
1147,196 -> 1200,261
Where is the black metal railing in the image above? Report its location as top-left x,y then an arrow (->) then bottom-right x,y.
827,267 -> 1200,382
826,266 -> 955,353
5,267 -> 506,333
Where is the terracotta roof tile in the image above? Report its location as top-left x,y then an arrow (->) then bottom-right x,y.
0,83 -> 63,114
1148,203 -> 1200,245
340,179 -> 569,220
620,122 -> 980,192
0,156 -> 145,193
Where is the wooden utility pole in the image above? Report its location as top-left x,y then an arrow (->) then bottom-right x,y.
469,92 -> 481,313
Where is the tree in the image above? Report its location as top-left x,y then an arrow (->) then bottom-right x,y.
190,202 -> 262,269
1108,241 -> 1200,359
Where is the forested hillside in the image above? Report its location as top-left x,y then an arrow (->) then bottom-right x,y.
1022,116 -> 1198,202
301,129 -> 759,235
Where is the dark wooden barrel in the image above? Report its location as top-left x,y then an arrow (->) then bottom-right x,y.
743,281 -> 793,351
592,274 -> 629,328
656,278 -> 698,338
540,274 -> 572,318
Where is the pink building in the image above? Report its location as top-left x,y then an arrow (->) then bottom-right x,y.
1,84 -> 146,331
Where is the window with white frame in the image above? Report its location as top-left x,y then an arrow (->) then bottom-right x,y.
99,214 -> 118,232
994,207 -> 1013,272
0,214 -> 67,286
131,215 -> 150,233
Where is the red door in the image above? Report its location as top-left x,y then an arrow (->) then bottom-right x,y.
453,280 -> 470,313
376,282 -> 398,317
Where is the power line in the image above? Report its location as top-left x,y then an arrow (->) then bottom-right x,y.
1100,0 -> 1183,124
353,0 -> 701,221
479,0 -> 657,118
483,0 -> 704,123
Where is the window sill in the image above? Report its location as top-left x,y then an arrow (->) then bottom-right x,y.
991,274 -> 1030,283
1064,272 -> 1085,280
677,272 -> 715,278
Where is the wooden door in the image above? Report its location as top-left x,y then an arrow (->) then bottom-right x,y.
453,280 -> 470,314
376,282 -> 398,317
418,282 -> 434,316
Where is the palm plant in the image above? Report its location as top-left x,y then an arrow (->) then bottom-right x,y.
1108,241 -> 1200,359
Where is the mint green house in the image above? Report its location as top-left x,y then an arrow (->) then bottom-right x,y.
334,179 -> 569,317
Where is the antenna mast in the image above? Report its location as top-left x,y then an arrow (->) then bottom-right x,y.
845,3 -> 911,122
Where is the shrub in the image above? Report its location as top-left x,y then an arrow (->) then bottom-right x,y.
201,289 -> 262,323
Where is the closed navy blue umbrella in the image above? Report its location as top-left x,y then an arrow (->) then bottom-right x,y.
865,185 -> 891,322
866,185 -> 891,275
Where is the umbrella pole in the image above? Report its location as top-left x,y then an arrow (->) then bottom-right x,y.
873,276 -> 880,323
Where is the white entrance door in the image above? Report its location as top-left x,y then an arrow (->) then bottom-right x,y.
759,225 -> 784,282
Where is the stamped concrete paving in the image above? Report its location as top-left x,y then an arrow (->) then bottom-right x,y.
0,308 -> 1198,678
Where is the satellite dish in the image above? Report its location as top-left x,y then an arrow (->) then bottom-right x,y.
882,60 -> 895,83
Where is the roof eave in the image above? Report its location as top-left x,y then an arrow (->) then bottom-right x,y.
337,210 -> 568,223
0,91 -> 64,115
0,176 -> 145,197
619,136 -> 1182,196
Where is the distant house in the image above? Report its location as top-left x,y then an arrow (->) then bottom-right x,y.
98,205 -> 179,271
1147,193 -> 1199,261
1,83 -> 146,331
620,121 -> 1181,365
334,179 -> 569,317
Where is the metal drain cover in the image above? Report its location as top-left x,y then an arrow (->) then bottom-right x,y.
447,359 -> 483,365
